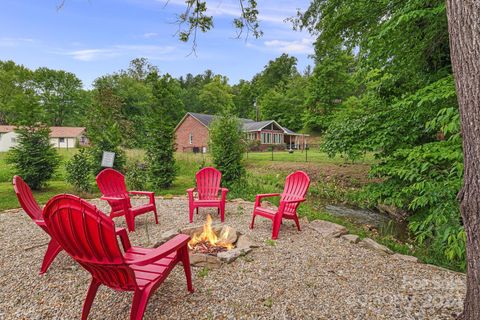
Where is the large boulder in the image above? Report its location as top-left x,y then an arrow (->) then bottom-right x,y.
359,238 -> 393,255
308,220 -> 348,238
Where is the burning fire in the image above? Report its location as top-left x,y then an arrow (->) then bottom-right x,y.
188,214 -> 234,251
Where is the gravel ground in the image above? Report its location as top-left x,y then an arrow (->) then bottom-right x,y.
0,197 -> 466,319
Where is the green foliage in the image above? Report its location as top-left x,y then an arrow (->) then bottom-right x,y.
146,120 -> 177,189
303,44 -> 355,131
209,114 -> 245,186
297,0 -> 464,268
88,123 -> 126,175
65,148 -> 94,192
258,76 -> 307,131
198,76 -> 234,114
125,160 -> 148,191
7,126 -> 60,190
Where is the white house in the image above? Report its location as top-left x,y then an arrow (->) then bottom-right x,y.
0,125 -> 88,152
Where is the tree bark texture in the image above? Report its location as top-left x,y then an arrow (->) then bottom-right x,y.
445,1 -> 480,319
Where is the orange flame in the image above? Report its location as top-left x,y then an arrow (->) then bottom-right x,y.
188,214 -> 234,250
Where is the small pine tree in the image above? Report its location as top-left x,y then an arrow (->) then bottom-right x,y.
7,125 -> 60,190
65,148 -> 94,192
209,114 -> 245,186
145,119 -> 177,189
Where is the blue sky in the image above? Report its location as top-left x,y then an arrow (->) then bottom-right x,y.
0,0 -> 315,88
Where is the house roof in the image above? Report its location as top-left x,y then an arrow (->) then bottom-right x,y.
179,112 -> 305,135
49,127 -> 86,138
0,125 -> 86,138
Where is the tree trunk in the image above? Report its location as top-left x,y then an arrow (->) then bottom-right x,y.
445,1 -> 480,319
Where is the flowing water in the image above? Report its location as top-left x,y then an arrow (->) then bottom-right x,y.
324,205 -> 409,240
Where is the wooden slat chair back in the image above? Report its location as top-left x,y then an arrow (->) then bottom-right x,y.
281,171 -> 311,214
12,175 -> 63,274
250,171 -> 310,239
96,168 -> 132,214
96,168 -> 158,232
44,195 -> 136,290
196,167 -> 222,200
43,194 -> 193,320
187,167 -> 228,223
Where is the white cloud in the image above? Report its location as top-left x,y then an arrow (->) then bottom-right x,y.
58,44 -> 177,61
0,37 -> 36,47
263,38 -> 314,54
142,32 -> 159,38
67,49 -> 118,61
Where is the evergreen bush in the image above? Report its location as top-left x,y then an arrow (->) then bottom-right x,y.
209,114 -> 245,186
7,125 -> 60,190
145,119 -> 177,189
65,148 -> 94,193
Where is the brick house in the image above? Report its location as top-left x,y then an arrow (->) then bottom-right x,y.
174,112 -> 307,152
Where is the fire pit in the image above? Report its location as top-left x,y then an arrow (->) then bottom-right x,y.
155,214 -> 255,268
188,214 -> 234,255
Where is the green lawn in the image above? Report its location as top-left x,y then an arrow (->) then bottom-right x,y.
0,148 -> 368,211
245,149 -> 375,164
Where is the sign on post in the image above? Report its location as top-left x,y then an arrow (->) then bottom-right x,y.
101,151 -> 115,168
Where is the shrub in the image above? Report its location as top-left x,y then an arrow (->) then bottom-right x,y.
7,125 -> 60,190
88,123 -> 126,175
145,119 -> 177,189
65,148 -> 94,193
209,114 -> 245,186
125,160 -> 148,190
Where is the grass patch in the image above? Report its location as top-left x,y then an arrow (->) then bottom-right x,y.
197,267 -> 209,278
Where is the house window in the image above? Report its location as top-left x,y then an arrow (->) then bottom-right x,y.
246,132 -> 256,141
189,133 -> 193,144
261,132 -> 273,144
59,138 -> 65,143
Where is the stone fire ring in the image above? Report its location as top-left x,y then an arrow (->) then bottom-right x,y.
154,224 -> 255,268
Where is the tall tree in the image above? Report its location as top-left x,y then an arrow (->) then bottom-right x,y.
33,67 -> 84,126
445,1 -> 480,319
198,76 -> 234,114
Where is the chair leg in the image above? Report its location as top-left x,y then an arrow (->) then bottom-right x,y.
293,215 -> 301,231
250,212 -> 256,229
152,205 -> 159,225
82,279 -> 101,320
180,247 -> 194,293
126,211 -> 135,232
40,239 -> 62,274
130,288 -> 152,320
220,206 -> 225,223
272,215 -> 282,240
189,205 -> 194,223
196,207 -> 199,215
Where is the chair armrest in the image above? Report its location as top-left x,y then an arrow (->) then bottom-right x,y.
187,188 -> 196,201
129,191 -> 154,196
100,196 -> 125,202
280,198 -> 306,204
277,198 -> 306,214
255,193 -> 281,206
129,234 -> 190,266
115,227 -> 131,251
220,188 -> 229,200
129,191 -> 155,203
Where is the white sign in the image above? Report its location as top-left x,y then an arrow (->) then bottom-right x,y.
101,151 -> 115,167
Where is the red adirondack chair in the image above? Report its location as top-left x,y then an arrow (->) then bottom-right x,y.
187,167 -> 228,223
12,175 -> 62,274
43,194 -> 193,320
96,168 -> 158,232
250,171 -> 310,239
